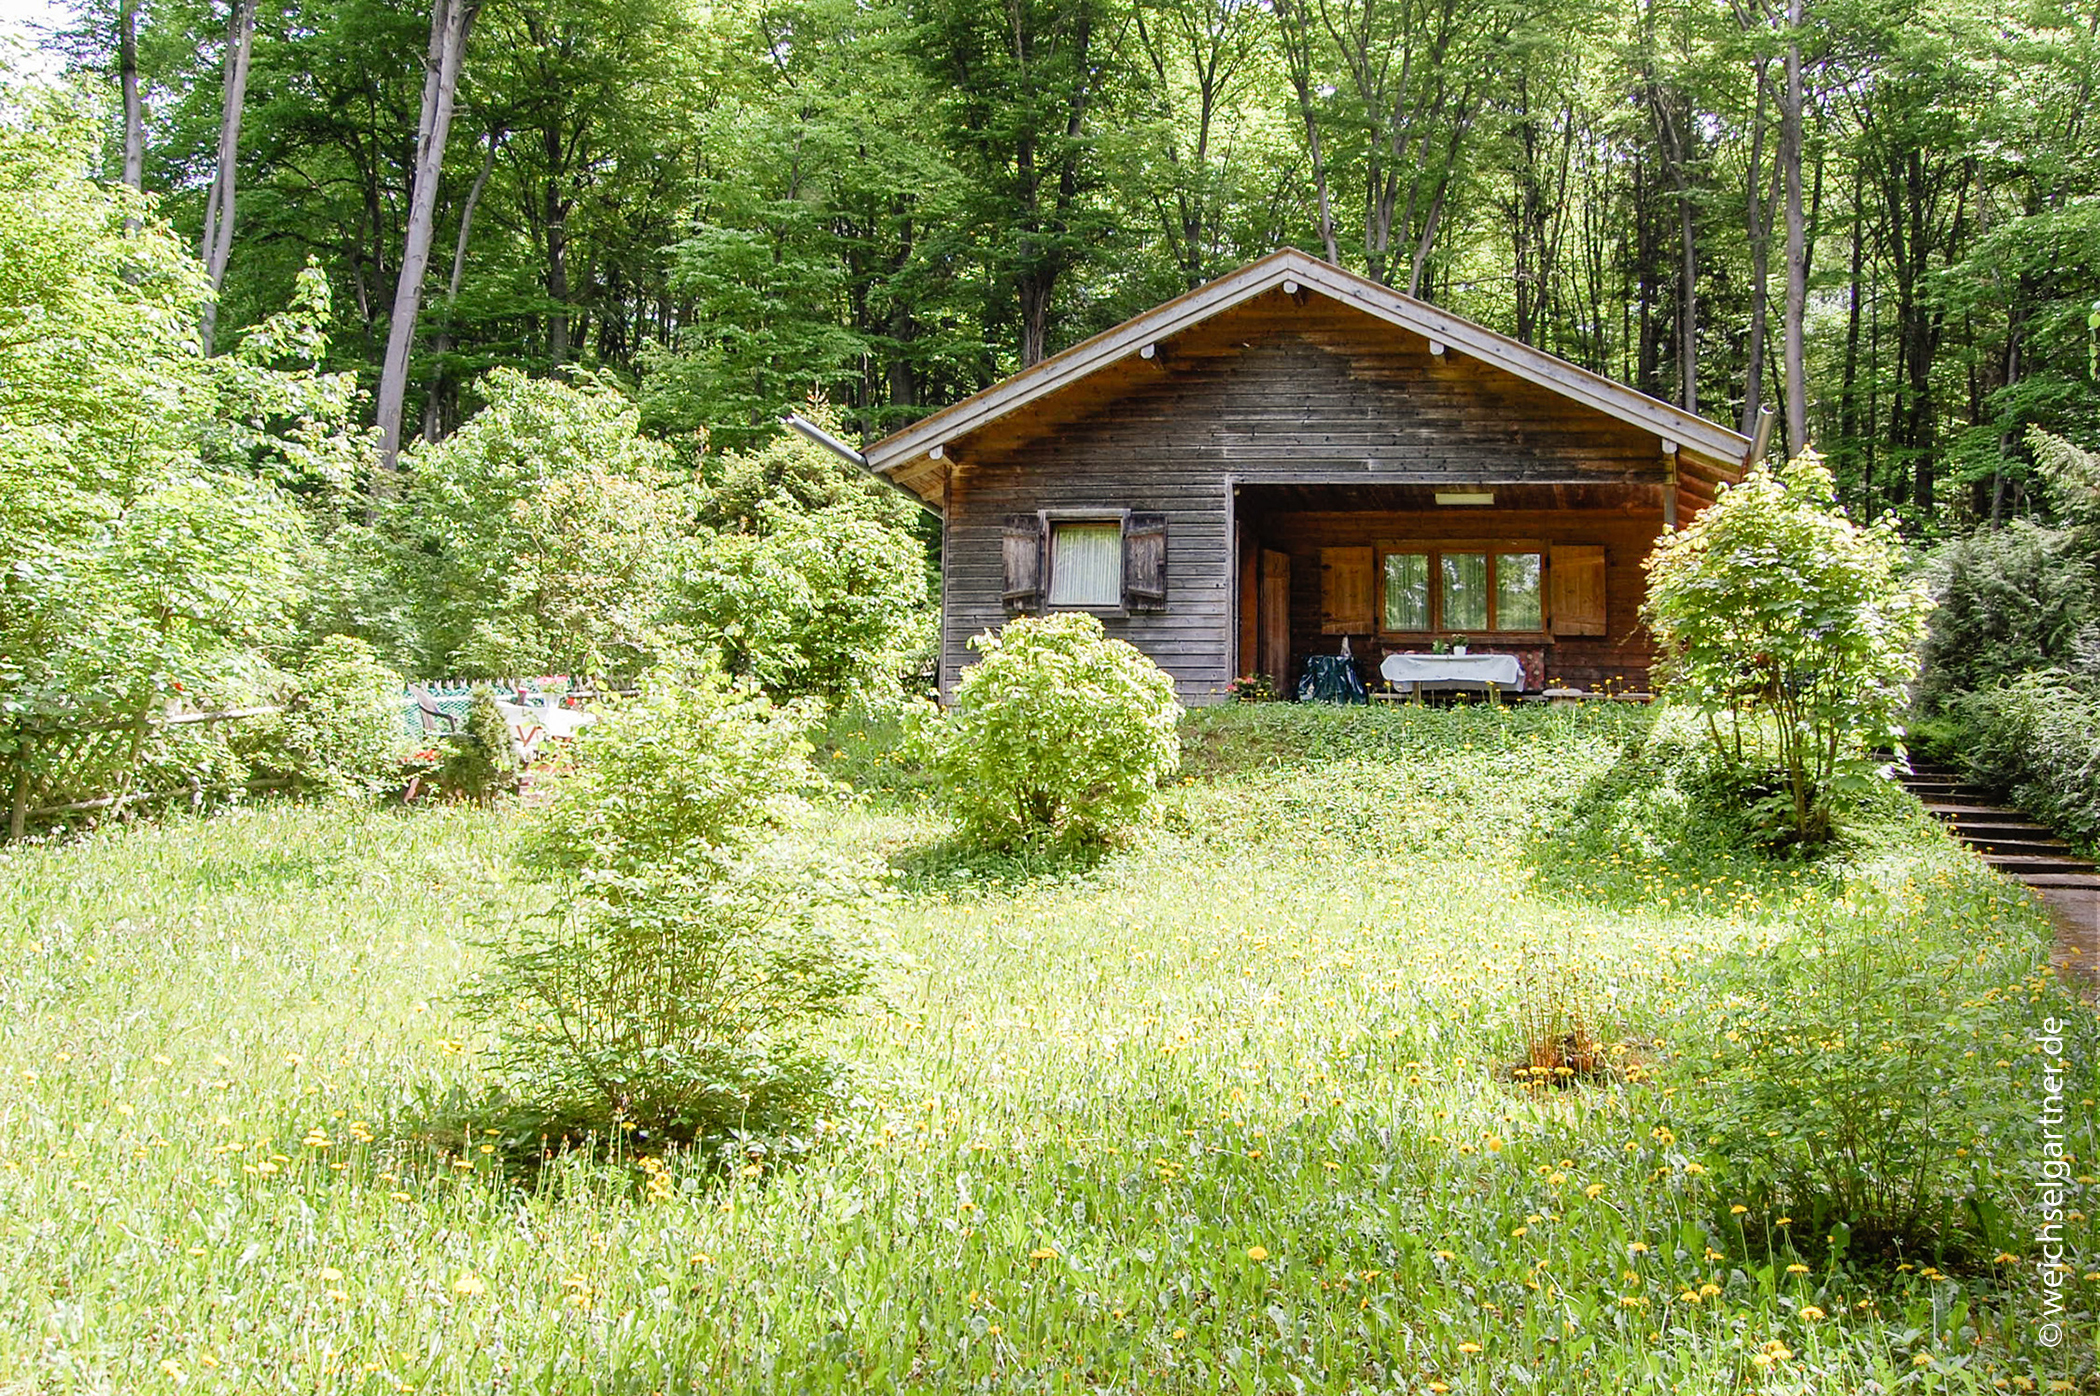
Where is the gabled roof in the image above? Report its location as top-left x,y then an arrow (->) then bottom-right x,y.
864,248 -> 1752,495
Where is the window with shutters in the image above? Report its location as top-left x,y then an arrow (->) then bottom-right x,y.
1003,511 -> 1169,614
1373,541 -> 1554,636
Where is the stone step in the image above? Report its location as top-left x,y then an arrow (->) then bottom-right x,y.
2023,873 -> 2100,890
1960,838 -> 2076,858
1904,783 -> 1998,802
1944,818 -> 2054,837
1979,853 -> 2098,874
1923,802 -> 2024,819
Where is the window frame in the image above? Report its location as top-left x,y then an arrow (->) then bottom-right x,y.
1375,539 -> 1550,640
1041,508 -> 1132,615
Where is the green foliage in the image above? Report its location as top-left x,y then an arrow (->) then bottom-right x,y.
1953,669 -> 2100,849
0,76 -> 306,722
435,687 -> 520,806
468,670 -> 871,1151
673,504 -> 933,702
1667,883 -> 2047,1258
261,636 -> 407,796
1644,452 -> 1935,846
389,368 -> 683,678
1918,429 -> 2100,709
1917,521 -> 2096,708
910,613 -> 1182,848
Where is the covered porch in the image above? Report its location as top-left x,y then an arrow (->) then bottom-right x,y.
1230,481 -> 1674,698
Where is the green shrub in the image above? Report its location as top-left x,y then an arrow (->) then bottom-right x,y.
672,503 -> 933,702
264,636 -> 406,796
466,669 -> 871,1155
1955,669 -> 2100,847
1666,886 -> 2045,1258
908,614 -> 1181,849
434,687 -> 519,806
1644,450 -> 1934,846
1917,522 -> 2096,711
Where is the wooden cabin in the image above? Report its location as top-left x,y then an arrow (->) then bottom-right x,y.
860,250 -> 1752,704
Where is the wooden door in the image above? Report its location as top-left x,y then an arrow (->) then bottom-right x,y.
1259,549 -> 1291,687
1237,528 -> 1258,678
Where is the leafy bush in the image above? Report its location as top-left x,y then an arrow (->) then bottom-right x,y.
909,613 -> 1182,848
1644,451 -> 1934,846
434,687 -> 520,805
1917,522 -> 2096,710
1667,885 -> 2047,1258
1955,669 -> 2100,848
466,670 -> 871,1153
259,636 -> 406,796
389,368 -> 684,677
673,503 -> 933,702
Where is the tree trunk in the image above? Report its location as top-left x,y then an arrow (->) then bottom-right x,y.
1274,0 -> 1338,266
119,0 -> 143,192
1018,273 -> 1053,367
422,125 -> 501,443
543,121 -> 571,368
376,0 -> 481,471
198,0 -> 258,357
1780,0 -> 1808,457
1740,65 -> 1779,436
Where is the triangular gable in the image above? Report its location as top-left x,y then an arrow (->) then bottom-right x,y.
864,248 -> 1752,501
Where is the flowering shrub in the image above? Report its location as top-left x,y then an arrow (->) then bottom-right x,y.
909,613 -> 1182,848
465,668 -> 872,1153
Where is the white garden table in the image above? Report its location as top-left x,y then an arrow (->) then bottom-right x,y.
1379,652 -> 1528,694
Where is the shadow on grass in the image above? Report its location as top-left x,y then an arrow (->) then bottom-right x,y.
885,832 -> 1112,897
390,1081 -> 772,1198
1519,735 -> 1849,915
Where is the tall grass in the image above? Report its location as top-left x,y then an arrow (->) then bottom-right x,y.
0,706 -> 2091,1393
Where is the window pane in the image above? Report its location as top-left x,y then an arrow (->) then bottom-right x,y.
1442,552 -> 1488,630
1383,553 -> 1430,630
1047,522 -> 1123,606
1495,552 -> 1542,630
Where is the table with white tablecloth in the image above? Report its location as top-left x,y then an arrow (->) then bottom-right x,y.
1378,651 -> 1528,694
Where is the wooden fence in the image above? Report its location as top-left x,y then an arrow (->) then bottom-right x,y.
3,704 -> 282,841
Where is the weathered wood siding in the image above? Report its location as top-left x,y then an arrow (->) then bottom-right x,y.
940,290 -> 1678,702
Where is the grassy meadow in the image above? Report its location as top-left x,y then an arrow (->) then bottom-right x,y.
1,703 -> 2094,1393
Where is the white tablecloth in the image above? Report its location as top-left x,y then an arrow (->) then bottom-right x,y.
1379,652 -> 1527,692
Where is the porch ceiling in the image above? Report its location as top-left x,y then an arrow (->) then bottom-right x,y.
1233,480 -> 1665,518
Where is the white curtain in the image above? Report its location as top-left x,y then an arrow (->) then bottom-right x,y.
1049,523 -> 1123,606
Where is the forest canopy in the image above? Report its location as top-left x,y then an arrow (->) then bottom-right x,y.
16,0 -> 2100,527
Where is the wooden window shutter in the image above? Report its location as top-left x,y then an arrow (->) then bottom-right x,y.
1002,514 -> 1045,611
1549,545 -> 1607,636
1320,546 -> 1375,634
1123,513 -> 1167,609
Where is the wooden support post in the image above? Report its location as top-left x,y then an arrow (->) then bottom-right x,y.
8,768 -> 26,842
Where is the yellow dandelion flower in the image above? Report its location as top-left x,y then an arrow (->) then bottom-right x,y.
1799,1306 -> 1825,1321
452,1273 -> 486,1296
1247,1246 -> 1270,1262
1787,1263 -> 1810,1274
1457,1342 -> 1482,1355
1029,1247 -> 1057,1260
320,1266 -> 343,1281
